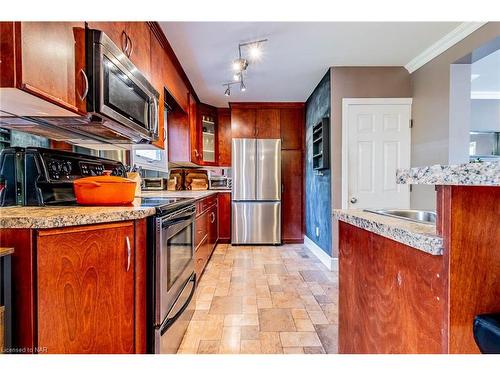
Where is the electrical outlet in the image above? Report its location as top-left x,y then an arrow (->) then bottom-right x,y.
315,226 -> 320,237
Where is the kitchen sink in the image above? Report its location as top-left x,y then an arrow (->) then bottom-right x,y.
364,209 -> 437,224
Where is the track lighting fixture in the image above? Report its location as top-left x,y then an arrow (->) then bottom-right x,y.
222,38 -> 268,96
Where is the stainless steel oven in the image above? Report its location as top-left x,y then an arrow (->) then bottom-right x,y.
151,202 -> 196,354
86,28 -> 159,143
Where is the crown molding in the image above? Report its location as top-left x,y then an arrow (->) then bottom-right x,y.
405,22 -> 488,74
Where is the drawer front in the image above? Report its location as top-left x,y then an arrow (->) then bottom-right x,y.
195,211 -> 208,249
196,195 -> 217,216
194,236 -> 210,277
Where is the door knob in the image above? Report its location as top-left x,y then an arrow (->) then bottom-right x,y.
350,197 -> 358,204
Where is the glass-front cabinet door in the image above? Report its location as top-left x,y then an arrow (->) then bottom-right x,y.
201,113 -> 216,163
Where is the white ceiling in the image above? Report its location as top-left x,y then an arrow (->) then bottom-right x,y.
160,22 -> 461,107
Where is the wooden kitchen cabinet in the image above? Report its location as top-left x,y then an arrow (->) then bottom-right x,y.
36,222 -> 138,354
207,203 -> 219,250
0,220 -> 147,354
280,107 -> 304,150
231,107 -> 256,138
231,105 -> 282,139
282,150 -> 304,243
125,22 -> 151,80
149,30 -> 167,149
194,196 -> 219,278
86,22 -> 127,52
218,192 -> 231,243
86,22 -> 151,80
217,108 -> 232,167
0,22 -> 87,114
198,103 -> 218,165
256,108 -> 280,138
189,93 -> 201,164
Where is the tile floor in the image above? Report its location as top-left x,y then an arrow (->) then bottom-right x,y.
178,243 -> 339,354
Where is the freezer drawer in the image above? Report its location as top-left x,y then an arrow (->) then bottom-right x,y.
231,202 -> 281,244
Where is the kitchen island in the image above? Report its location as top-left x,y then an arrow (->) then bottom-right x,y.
334,161 -> 500,354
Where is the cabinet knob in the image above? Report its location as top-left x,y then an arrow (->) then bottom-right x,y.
350,197 -> 358,204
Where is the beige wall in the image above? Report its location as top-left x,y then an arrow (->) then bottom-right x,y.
330,67 -> 411,256
410,22 -> 500,209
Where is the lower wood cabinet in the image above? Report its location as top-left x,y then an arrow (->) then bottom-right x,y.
217,192 -> 231,243
194,195 -> 221,278
37,222 -> 136,354
281,150 -> 303,243
0,220 -> 147,354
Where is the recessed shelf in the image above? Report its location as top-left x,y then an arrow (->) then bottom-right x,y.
312,117 -> 329,171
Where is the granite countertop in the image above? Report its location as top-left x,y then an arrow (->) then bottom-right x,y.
397,161 -> 500,186
0,190 -> 230,229
333,209 -> 444,255
140,189 -> 231,198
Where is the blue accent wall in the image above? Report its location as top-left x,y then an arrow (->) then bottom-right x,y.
305,70 -> 331,254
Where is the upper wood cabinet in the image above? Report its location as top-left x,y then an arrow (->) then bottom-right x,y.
87,22 -> 151,80
230,105 -> 284,139
198,103 -> 218,166
86,22 -> 127,53
231,107 -> 256,138
280,106 -> 304,150
217,108 -> 231,167
125,22 -> 151,80
36,222 -> 138,354
256,108 -> 280,138
149,31 -> 167,149
189,93 -> 201,164
0,22 -> 87,114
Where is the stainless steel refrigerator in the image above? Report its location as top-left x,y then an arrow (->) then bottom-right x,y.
231,138 -> 281,245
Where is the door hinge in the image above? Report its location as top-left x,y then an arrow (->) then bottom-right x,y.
410,119 -> 413,128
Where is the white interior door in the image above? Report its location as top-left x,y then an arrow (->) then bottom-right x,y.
345,101 -> 411,209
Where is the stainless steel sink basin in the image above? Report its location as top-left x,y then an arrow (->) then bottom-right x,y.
364,209 -> 437,224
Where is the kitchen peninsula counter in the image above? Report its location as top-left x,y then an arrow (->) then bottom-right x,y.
333,209 -> 443,255
337,162 -> 499,354
0,190 -> 230,229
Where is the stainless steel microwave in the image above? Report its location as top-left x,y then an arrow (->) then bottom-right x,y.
85,29 -> 159,143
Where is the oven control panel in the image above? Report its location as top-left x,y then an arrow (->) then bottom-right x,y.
42,153 -> 126,181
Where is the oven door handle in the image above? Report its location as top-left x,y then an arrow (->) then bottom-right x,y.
159,274 -> 196,335
162,214 -> 194,228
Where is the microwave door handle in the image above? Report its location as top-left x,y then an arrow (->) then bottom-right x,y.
154,96 -> 159,136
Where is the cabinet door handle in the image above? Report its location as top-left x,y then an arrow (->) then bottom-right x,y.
125,236 -> 131,272
194,149 -> 200,158
210,212 -> 215,223
121,30 -> 129,55
127,34 -> 133,58
79,69 -> 89,101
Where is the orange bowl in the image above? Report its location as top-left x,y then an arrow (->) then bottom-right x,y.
73,175 -> 137,205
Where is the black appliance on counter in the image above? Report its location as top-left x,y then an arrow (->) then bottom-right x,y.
0,147 -> 126,206
143,197 -> 197,354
